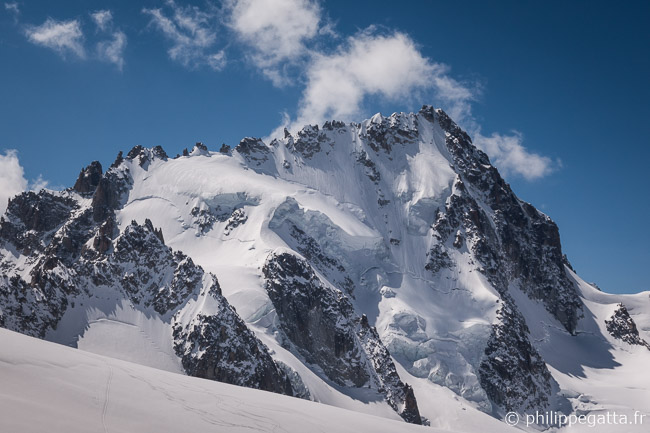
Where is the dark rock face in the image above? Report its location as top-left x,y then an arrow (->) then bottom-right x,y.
479,300 -> 555,413
235,137 -> 269,165
606,304 -> 650,350
143,218 -> 164,243
223,209 -> 247,235
91,178 -> 117,222
356,151 -> 381,184
263,252 -> 367,386
110,221 -> 197,314
322,120 -> 346,130
276,361 -> 312,400
126,145 -> 147,164
172,280 -> 294,395
86,217 -> 115,257
110,151 -> 124,168
0,264 -> 72,338
2,191 -> 75,235
73,161 -> 103,194
414,106 -> 581,413
0,191 -> 78,255
358,315 -> 423,424
91,168 -> 132,223
289,125 -> 331,158
190,206 -> 217,233
263,252 -> 422,424
126,145 -> 168,167
46,209 -> 95,264
424,243 -> 454,274
152,145 -> 169,160
190,203 -> 249,235
427,106 -> 582,335
0,190 -> 90,337
361,114 -> 418,154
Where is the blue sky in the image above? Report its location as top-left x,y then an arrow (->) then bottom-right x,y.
0,0 -> 648,294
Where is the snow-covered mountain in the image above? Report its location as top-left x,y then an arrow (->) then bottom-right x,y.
1,106 -> 649,431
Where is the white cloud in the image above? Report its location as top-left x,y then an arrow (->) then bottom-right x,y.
266,26 -> 553,180
90,10 -> 127,71
0,150 -> 49,215
25,18 -> 85,58
473,131 -> 556,180
207,50 -> 226,71
96,30 -> 127,71
226,0 -> 323,85
0,150 -> 27,214
4,2 -> 19,16
29,174 -> 49,192
273,30 -> 473,135
143,0 -> 225,70
21,11 -> 126,69
91,10 -> 113,32
429,68 -> 477,126
14,3 -> 555,182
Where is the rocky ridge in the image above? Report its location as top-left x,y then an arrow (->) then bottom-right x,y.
0,151 -> 294,396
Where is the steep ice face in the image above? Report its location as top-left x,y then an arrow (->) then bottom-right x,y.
260,107 -> 574,413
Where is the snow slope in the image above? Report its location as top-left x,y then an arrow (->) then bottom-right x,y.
0,327 -> 447,433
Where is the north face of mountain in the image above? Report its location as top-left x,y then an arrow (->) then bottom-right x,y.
1,106 -> 648,429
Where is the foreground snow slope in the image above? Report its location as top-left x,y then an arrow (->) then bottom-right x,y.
2,323 -> 647,433
0,327 -> 450,433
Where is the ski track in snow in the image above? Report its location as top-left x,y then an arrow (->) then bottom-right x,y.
102,364 -> 113,433
2,329 -> 444,433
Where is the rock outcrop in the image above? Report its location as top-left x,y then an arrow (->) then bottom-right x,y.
263,252 -> 423,424
606,304 -> 650,350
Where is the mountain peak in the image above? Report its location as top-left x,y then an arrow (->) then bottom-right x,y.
1,106 -> 647,429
